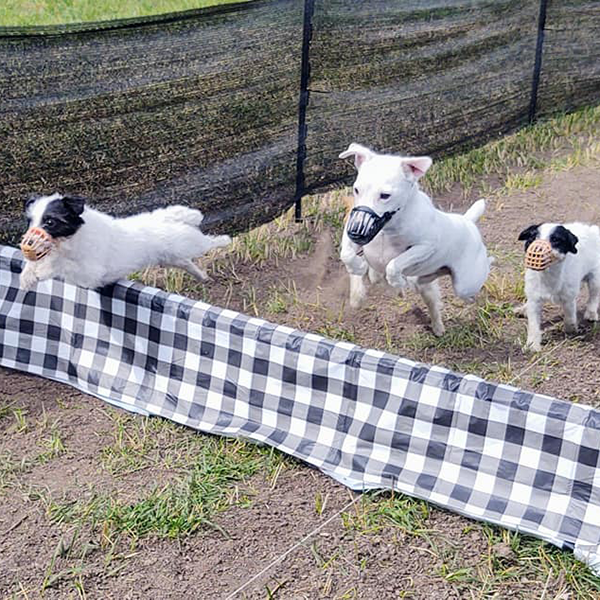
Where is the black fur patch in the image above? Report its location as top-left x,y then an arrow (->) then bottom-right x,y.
39,195 -> 86,239
24,194 -> 41,211
518,224 -> 541,251
549,225 -> 578,255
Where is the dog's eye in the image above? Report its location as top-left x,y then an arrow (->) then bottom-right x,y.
380,193 -> 391,201
353,187 -> 359,195
44,218 -> 55,227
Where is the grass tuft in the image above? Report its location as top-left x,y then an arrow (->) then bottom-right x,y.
51,437 -> 265,539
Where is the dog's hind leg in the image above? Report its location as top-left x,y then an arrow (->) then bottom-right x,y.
416,280 -> 445,337
584,274 -> 600,321
513,302 -> 527,317
368,267 -> 385,285
168,259 -> 209,282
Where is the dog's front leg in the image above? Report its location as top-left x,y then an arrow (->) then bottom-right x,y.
19,262 -> 39,291
340,230 -> 368,277
385,244 -> 436,289
348,274 -> 368,308
561,295 -> 578,333
340,231 -> 369,308
525,298 -> 543,352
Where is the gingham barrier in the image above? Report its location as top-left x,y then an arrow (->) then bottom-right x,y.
1,244 -> 599,574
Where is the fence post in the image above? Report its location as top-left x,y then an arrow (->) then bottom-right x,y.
528,0 -> 549,124
294,0 -> 316,222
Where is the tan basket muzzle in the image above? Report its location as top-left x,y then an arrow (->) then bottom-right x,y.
20,227 -> 54,261
525,239 -> 556,271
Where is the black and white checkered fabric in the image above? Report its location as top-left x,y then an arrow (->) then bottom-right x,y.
1,244 -> 600,573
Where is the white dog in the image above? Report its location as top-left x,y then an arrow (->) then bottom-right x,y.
516,222 -> 600,352
19,193 -> 231,290
339,143 -> 491,336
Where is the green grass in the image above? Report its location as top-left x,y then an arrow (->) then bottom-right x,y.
423,105 -> 600,196
49,435 -> 268,539
340,493 -> 600,599
0,0 -> 249,27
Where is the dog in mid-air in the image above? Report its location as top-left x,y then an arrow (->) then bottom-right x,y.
19,193 -> 231,291
339,143 -> 491,336
516,222 -> 600,352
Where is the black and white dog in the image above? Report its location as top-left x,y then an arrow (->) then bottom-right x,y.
20,193 -> 231,290
517,222 -> 600,351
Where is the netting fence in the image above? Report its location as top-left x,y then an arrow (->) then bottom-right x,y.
0,0 -> 599,246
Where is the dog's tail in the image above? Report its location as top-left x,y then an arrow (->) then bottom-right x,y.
464,199 -> 485,223
160,206 -> 205,227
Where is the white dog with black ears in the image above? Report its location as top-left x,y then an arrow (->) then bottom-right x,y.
19,193 -> 231,291
339,143 -> 491,336
516,222 -> 600,352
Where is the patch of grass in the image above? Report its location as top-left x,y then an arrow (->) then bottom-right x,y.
229,219 -> 314,266
549,141 -> 600,173
316,323 -> 356,344
0,451 -> 30,493
504,171 -> 543,192
38,427 -> 67,463
341,492 -> 429,536
423,105 -> 600,196
483,269 -> 525,304
475,526 -> 600,600
11,408 -> 28,433
50,437 -> 265,539
406,306 -> 504,352
0,401 -> 16,420
265,287 -> 289,315
0,0 -> 249,27
451,359 -> 518,384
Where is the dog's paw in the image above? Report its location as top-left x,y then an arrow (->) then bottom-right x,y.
385,267 -> 408,290
564,322 -> 578,334
584,309 -> 599,322
214,235 -> 232,248
431,321 -> 445,337
513,303 -> 527,318
524,339 -> 542,353
385,273 -> 408,291
20,269 -> 38,291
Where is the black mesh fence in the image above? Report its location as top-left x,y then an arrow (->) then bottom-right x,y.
304,0 -> 540,191
0,0 -> 599,246
0,1 -> 304,245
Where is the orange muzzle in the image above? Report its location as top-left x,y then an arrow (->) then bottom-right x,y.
20,227 -> 55,261
525,239 -> 556,271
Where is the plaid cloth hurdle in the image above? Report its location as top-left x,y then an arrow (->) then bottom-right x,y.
1,244 -> 600,573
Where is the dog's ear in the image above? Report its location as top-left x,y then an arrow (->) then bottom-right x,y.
550,225 -> 579,255
61,194 -> 86,216
339,143 -> 375,170
401,156 -> 432,180
518,224 -> 541,248
24,194 -> 40,211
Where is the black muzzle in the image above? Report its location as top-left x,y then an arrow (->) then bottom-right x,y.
346,206 -> 397,246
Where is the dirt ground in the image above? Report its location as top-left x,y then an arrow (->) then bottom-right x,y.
2,162 -> 600,599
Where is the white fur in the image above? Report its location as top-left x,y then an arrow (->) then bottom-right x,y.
339,143 -> 491,336
518,222 -> 600,352
20,193 -> 231,290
